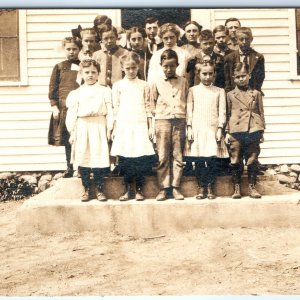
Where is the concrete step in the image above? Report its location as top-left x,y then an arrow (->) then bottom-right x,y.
17,194 -> 300,237
16,175 -> 300,237
31,175 -> 289,201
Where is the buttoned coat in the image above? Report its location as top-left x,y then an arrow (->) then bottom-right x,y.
224,49 -> 265,94
226,87 -> 265,134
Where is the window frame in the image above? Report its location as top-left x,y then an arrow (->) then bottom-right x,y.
0,9 -> 28,86
289,8 -> 300,80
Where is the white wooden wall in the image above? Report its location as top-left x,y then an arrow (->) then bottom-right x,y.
193,8 -> 300,165
0,8 -> 300,171
0,9 -> 121,171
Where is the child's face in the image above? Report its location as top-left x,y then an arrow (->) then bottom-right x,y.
81,65 -> 98,85
200,38 -> 215,55
81,33 -> 96,51
145,21 -> 159,40
129,32 -> 144,51
64,42 -> 80,61
237,33 -> 253,52
185,24 -> 200,43
102,31 -> 117,50
199,65 -> 215,86
233,70 -> 250,88
161,58 -> 178,78
226,21 -> 240,39
122,60 -> 139,79
214,31 -> 228,48
161,31 -> 177,49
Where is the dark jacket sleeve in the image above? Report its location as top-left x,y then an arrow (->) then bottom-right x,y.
253,54 -> 265,95
48,63 -> 60,106
224,53 -> 235,93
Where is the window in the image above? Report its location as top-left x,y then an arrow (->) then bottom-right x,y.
296,9 -> 300,75
0,9 -> 27,86
121,9 -> 190,29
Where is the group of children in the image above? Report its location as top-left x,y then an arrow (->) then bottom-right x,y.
48,14 -> 265,201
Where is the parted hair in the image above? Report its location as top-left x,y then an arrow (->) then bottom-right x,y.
120,52 -> 141,66
183,20 -> 202,32
62,37 -> 83,50
225,17 -> 241,26
158,23 -> 180,39
160,49 -> 179,65
79,59 -> 101,73
80,28 -> 96,39
233,62 -> 250,74
126,27 -> 147,40
236,27 -> 253,40
144,17 -> 160,27
213,25 -> 229,36
100,25 -> 118,39
195,60 -> 216,73
199,29 -> 214,41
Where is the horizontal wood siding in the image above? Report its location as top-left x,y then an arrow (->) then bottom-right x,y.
207,9 -> 300,164
0,9 -> 121,171
1,8 -> 300,171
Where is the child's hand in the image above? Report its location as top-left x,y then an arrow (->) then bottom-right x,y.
69,132 -> 75,145
216,128 -> 222,143
260,134 -> 264,143
148,128 -> 154,141
224,133 -> 231,145
106,129 -> 112,141
187,126 -> 193,142
52,105 -> 60,120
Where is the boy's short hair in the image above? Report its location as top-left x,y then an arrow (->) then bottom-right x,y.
127,27 -> 147,40
183,20 -> 203,33
225,17 -> 241,26
160,49 -> 179,65
62,37 -> 83,50
93,15 -> 112,27
213,25 -> 229,36
195,61 -> 215,73
144,17 -> 160,27
120,52 -> 141,66
236,27 -> 253,40
233,62 -> 249,74
100,25 -> 118,39
199,29 -> 214,41
158,23 -> 180,39
80,28 -> 96,39
80,59 -> 100,73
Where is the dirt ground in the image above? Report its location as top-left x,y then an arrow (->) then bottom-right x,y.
0,199 -> 299,296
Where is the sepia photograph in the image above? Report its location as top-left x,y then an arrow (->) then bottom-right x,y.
0,7 -> 299,296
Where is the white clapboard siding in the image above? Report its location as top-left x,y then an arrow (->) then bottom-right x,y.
1,9 -> 300,171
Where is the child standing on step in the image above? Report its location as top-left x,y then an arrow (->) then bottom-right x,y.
48,37 -> 82,178
111,52 -> 155,201
66,59 -> 113,201
151,49 -> 189,201
185,61 -> 228,200
225,62 -> 265,199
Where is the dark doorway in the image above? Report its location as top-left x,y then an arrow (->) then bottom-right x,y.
121,8 -> 191,29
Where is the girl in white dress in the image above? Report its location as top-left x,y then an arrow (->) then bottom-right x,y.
111,52 -> 155,201
185,61 -> 228,200
66,59 -> 113,202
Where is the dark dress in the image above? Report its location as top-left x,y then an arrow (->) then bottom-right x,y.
48,59 -> 80,146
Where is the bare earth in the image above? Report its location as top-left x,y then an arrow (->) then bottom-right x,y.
0,200 -> 299,296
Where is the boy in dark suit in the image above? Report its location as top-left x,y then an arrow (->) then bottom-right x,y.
224,27 -> 265,95
225,62 -> 265,199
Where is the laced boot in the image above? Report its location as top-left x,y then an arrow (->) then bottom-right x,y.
248,184 -> 261,198
135,185 -> 145,201
207,183 -> 216,200
196,184 -> 206,200
81,187 -> 90,202
232,184 -> 242,199
119,182 -> 135,201
63,164 -> 73,178
96,185 -> 107,201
